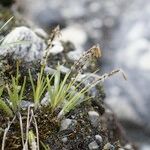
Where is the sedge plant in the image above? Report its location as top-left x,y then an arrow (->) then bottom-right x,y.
6,62 -> 26,113
29,65 -> 47,109
0,86 -> 13,117
46,66 -> 98,118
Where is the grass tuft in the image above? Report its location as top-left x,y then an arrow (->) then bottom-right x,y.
29,66 -> 47,109
6,62 -> 26,112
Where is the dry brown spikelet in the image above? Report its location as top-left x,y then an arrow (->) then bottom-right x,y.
41,25 -> 61,66
71,44 -> 101,73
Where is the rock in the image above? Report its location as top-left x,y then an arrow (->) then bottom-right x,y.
67,48 -> 83,62
61,25 -> 87,47
49,41 -> 64,55
88,141 -> 99,150
21,100 -> 34,109
59,65 -> 70,74
60,118 -> 77,131
103,143 -> 115,150
61,137 -> 68,143
0,26 -> 46,61
41,92 -> 50,106
88,111 -> 100,127
34,28 -> 48,39
124,144 -> 134,150
44,66 -> 56,75
95,135 -> 102,143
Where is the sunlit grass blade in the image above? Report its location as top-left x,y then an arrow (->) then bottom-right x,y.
0,41 -> 32,48
0,87 -> 13,117
6,62 -> 26,112
0,16 -> 14,32
29,66 -> 47,108
0,99 -> 13,117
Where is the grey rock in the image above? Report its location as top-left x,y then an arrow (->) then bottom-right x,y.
61,25 -> 87,47
44,66 -> 56,75
61,137 -> 68,143
59,65 -> 70,74
103,143 -> 115,150
34,28 -> 48,39
88,141 -> 99,150
124,144 -> 134,150
0,26 -> 46,61
41,92 -> 50,106
49,41 -> 64,55
60,118 -> 77,131
67,49 -> 83,62
88,111 -> 100,127
21,100 -> 34,109
95,135 -> 102,143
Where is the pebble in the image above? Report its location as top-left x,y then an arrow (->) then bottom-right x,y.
49,41 -> 64,55
21,100 -> 34,109
61,25 -> 87,47
124,144 -> 133,150
34,28 -> 48,39
41,92 -> 50,106
95,135 -> 102,143
59,65 -> 70,74
103,143 -> 115,150
0,26 -> 46,61
60,118 -> 77,131
88,141 -> 99,150
67,48 -> 83,62
61,137 -> 68,143
88,111 -> 100,127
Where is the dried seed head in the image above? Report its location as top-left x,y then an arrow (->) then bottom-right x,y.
89,44 -> 101,58
71,45 -> 101,73
91,69 -> 127,85
41,26 -> 61,66
48,25 -> 61,45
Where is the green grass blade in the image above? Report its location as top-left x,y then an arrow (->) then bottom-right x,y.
0,16 -> 14,32
0,99 -> 13,117
29,69 -> 36,96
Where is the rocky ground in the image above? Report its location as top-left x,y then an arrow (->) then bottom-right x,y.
13,0 -> 150,149
0,2 -> 137,150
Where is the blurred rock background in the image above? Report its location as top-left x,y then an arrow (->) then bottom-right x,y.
11,0 -> 150,149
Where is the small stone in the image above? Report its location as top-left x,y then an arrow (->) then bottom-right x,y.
124,144 -> 133,150
49,41 -> 64,55
44,66 -> 56,75
61,25 -> 87,47
103,143 -> 115,150
88,111 -> 100,127
95,135 -> 102,143
59,65 -> 70,74
21,100 -> 34,109
34,28 -> 48,39
60,118 -> 77,131
67,48 -> 83,62
41,92 -> 50,106
61,137 -> 68,143
88,141 -> 99,150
